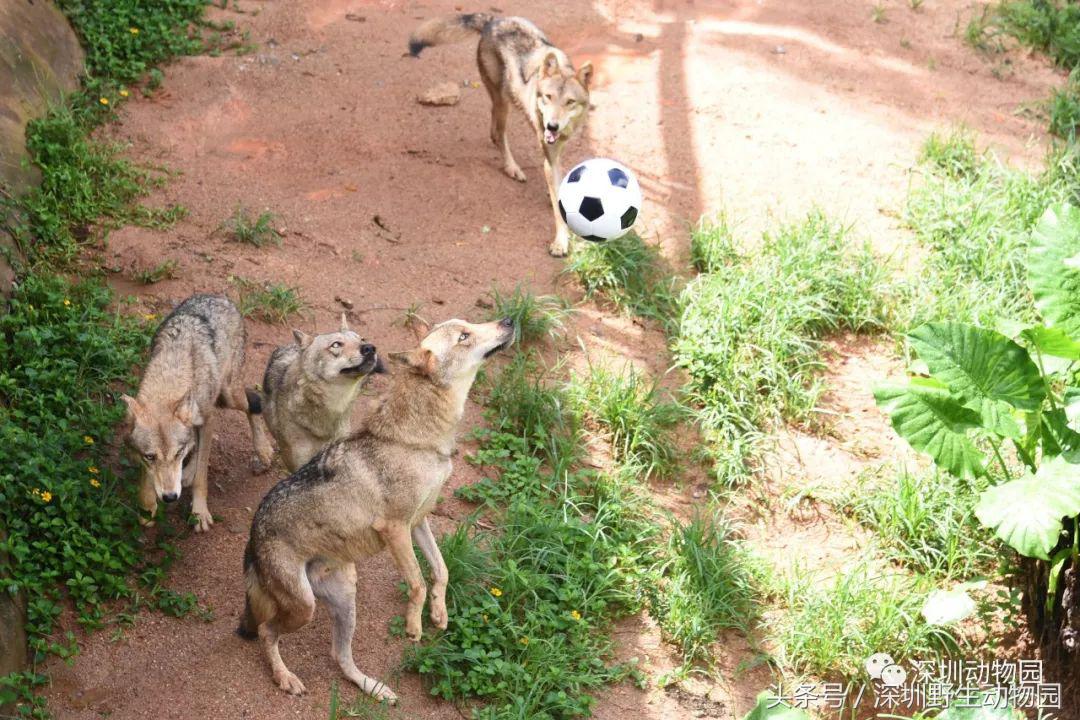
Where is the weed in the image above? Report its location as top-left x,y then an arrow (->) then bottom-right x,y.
674,210 -> 891,484
563,232 -> 677,329
231,277 -> 305,324
689,213 -> 739,274
872,3 -> 888,23
765,562 -> 956,679
131,259 -> 178,284
1048,70 -> 1080,139
909,0 -> 925,9
566,364 -> 682,480
485,284 -> 572,344
995,0 -> 1080,69
840,466 -> 996,580
649,515 -> 760,666
905,130 -> 1071,326
963,6 -> 1003,53
220,206 -> 282,247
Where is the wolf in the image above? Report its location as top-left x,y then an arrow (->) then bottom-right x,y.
238,317 -> 515,701
409,13 -> 593,257
257,315 -> 385,472
122,294 -> 273,532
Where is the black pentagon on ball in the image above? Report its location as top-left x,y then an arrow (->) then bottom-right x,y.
566,165 -> 586,183
607,167 -> 629,188
578,196 -> 604,222
620,205 -> 638,230
558,199 -> 567,222
583,234 -> 607,243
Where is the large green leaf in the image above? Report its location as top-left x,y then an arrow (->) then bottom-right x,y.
908,322 -> 1045,413
874,379 -> 986,478
1029,203 -> 1080,337
1022,326 -> 1080,361
743,692 -> 810,720
975,456 -> 1080,560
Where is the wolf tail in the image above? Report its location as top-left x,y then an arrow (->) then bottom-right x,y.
409,13 -> 494,57
236,541 -> 262,640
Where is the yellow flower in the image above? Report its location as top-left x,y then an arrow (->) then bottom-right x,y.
88,466 -> 99,474
31,488 -> 41,496
489,587 -> 503,597
144,313 -> 157,321
519,637 -> 529,646
99,97 -> 109,105
482,614 -> 489,623
41,491 -> 53,503
129,27 -> 139,34
90,478 -> 101,488
63,299 -> 71,306
83,436 -> 94,445
119,89 -> 130,98
570,610 -> 582,621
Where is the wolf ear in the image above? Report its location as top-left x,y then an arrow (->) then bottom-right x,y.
121,394 -> 144,424
173,392 -> 204,426
293,329 -> 313,349
541,51 -> 560,78
576,61 -> 593,89
407,348 -> 438,378
340,314 -> 350,333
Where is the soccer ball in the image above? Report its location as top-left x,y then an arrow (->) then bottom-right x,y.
557,158 -> 642,242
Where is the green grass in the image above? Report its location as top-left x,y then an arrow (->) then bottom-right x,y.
765,561 -> 956,680
231,277 -> 305,324
674,210 -> 891,484
131,259 -> 178,284
564,233 -> 677,330
995,0 -> 1080,69
220,206 -> 282,247
838,466 -> 996,581
408,355 -> 661,719
649,515 -> 760,667
566,364 -> 682,480
485,284 -> 571,345
904,130 -> 1075,326
1048,70 -> 1080,139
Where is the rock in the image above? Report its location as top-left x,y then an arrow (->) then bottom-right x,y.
417,82 -> 460,107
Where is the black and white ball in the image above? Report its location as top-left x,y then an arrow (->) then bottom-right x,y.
558,158 -> 642,242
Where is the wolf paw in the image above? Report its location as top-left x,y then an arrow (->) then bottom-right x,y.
548,239 -> 570,257
503,164 -> 527,183
192,509 -> 214,533
370,684 -> 398,705
275,669 -> 307,695
138,515 -> 156,529
250,452 -> 271,475
406,614 -> 423,642
430,599 -> 448,630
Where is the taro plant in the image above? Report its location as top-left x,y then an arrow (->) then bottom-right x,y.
875,202 -> 1080,656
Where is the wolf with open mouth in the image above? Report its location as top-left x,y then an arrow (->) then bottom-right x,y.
253,315 -> 385,472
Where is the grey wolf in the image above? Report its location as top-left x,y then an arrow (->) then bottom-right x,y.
409,13 -> 593,257
238,317 -> 515,701
256,315 -> 385,472
122,294 -> 273,532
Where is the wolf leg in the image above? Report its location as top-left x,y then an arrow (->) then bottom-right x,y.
541,145 -> 570,256
412,518 -> 448,629
223,384 -> 273,473
309,561 -> 398,704
259,566 -> 316,695
190,413 -> 215,532
378,522 -> 427,641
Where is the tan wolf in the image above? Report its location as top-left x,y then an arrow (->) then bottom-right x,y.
409,13 -> 593,257
237,317 -> 515,701
122,294 -> 273,532
257,315 -> 385,472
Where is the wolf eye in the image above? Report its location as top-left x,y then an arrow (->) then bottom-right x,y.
565,98 -> 575,106
458,332 -> 470,342
330,341 -> 343,350
544,94 -> 553,102
142,452 -> 156,462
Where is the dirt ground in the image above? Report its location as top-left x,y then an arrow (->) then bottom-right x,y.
42,0 -> 1063,718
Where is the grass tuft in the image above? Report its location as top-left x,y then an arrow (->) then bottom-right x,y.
231,276 -> 304,324
485,284 -> 572,344
220,206 -> 282,247
567,364 -> 682,480
564,233 -> 677,329
131,259 -> 178,284
675,210 -> 892,483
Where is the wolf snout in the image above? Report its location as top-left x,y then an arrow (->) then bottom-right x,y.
361,343 -> 376,355
545,122 -> 559,132
161,491 -> 180,503
499,317 -> 514,329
